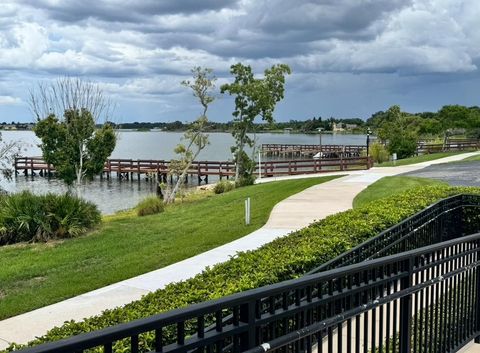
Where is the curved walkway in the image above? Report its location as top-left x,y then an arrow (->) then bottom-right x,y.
0,151 -> 479,349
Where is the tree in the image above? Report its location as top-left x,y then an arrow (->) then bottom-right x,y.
437,105 -> 479,148
0,133 -> 23,191
30,78 -> 116,194
164,67 -> 215,204
378,105 -> 418,159
221,63 -> 291,182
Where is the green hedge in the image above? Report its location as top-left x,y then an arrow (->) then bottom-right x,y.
7,185 -> 480,352
0,191 -> 100,245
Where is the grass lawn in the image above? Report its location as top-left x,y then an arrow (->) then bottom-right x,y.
0,176 -> 339,319
353,176 -> 448,208
375,151 -> 468,167
459,154 -> 480,162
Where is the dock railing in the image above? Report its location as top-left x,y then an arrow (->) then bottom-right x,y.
17,194 -> 480,353
14,156 -> 373,181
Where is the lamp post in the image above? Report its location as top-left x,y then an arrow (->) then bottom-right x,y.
366,127 -> 371,157
317,127 -> 324,156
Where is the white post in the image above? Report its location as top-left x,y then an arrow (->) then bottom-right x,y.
245,197 -> 251,225
258,151 -> 262,179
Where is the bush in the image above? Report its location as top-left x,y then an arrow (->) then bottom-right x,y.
0,191 -> 100,245
213,180 -> 235,194
369,142 -> 389,164
9,185 -> 480,352
136,196 -> 165,216
387,131 -> 418,159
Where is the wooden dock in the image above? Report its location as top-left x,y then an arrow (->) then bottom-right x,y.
14,156 -> 373,183
261,143 -> 366,158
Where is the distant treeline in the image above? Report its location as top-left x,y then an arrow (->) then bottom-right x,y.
111,117 -> 366,133
367,105 -> 480,137
37,104 -> 480,138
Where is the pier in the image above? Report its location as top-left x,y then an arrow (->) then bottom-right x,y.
260,143 -> 366,158
14,156 -> 373,183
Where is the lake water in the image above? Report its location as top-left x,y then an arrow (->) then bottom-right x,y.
1,130 -> 368,214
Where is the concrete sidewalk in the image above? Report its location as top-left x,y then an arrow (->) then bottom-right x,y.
0,151 -> 478,349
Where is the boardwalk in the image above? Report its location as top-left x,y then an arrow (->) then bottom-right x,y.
261,143 -> 365,158
14,156 -> 373,183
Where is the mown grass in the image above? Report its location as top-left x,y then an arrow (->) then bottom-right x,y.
459,154 -> 480,162
375,151 -> 467,167
0,176 -> 339,319
353,176 -> 448,208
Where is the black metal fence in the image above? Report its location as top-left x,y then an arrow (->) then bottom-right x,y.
18,194 -> 480,353
307,194 -> 480,274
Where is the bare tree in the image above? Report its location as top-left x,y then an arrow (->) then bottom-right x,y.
164,67 -> 215,204
29,77 -> 116,195
0,132 -> 23,191
29,77 -> 113,123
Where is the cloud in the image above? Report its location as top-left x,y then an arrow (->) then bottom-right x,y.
0,0 -> 479,122
0,96 -> 22,105
19,0 -> 239,23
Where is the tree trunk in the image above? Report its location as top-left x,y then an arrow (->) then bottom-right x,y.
165,149 -> 201,204
75,143 -> 84,197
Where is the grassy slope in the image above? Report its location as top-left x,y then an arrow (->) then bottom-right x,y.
353,176 -> 448,208
0,176 -> 339,319
459,154 -> 480,162
375,151 -> 465,167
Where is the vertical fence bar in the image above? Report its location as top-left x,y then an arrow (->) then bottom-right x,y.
399,258 -> 413,353
475,239 -> 480,343
240,301 -> 256,350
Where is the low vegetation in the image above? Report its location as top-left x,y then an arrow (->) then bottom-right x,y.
0,191 -> 100,245
0,176 -> 339,320
9,184 -> 480,352
213,180 -> 235,194
353,176 -> 447,208
136,196 -> 165,216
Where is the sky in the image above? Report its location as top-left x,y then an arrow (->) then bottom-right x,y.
0,0 -> 480,124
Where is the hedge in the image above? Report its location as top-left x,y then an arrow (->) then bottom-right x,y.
6,185 -> 480,352
0,191 -> 101,245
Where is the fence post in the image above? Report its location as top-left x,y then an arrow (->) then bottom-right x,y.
475,239 -> 480,343
239,300 -> 256,350
399,258 -> 414,353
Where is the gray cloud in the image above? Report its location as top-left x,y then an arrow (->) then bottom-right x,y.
0,0 -> 479,122
20,0 -> 239,23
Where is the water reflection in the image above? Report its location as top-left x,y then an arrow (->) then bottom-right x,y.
1,130 -> 369,214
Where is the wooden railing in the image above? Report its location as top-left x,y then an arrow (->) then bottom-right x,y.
14,156 -> 373,181
261,144 -> 366,157
416,141 -> 480,154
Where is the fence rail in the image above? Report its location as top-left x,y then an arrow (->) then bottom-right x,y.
260,144 -> 366,158
14,156 -> 373,182
416,141 -> 480,154
17,194 -> 480,353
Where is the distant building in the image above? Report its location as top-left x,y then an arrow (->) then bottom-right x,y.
0,123 -> 35,131
332,122 -> 344,132
332,122 -> 358,132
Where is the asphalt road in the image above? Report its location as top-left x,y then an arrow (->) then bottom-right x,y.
402,161 -> 480,186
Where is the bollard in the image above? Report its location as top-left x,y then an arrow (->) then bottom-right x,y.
245,197 -> 251,225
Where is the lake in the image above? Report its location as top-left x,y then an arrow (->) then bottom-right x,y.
1,130 -> 369,214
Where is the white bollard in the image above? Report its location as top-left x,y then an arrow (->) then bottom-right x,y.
245,197 -> 251,225
258,151 -> 262,179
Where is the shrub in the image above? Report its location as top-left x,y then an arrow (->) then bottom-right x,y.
387,131 -> 418,159
213,180 -> 235,194
8,185 -> 480,352
369,142 -> 389,164
136,196 -> 165,216
0,191 -> 100,245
